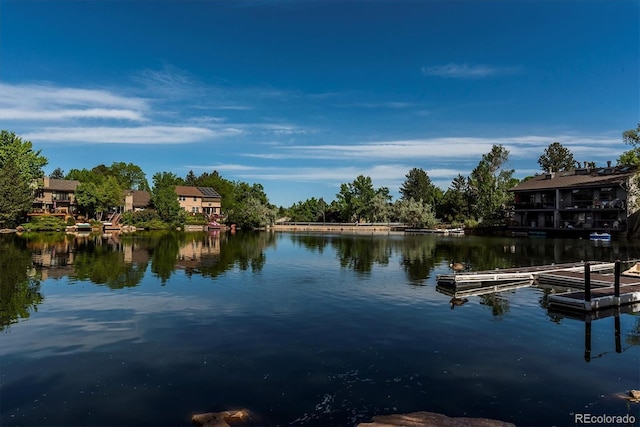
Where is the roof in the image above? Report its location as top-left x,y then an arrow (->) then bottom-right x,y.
175,185 -> 204,197
131,190 -> 151,207
197,186 -> 221,199
510,166 -> 638,192
46,178 -> 80,191
174,185 -> 221,199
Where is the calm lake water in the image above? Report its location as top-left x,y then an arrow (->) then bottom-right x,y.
1,231 -> 639,427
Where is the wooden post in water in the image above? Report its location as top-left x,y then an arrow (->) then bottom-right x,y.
615,313 -> 622,354
584,262 -> 591,307
614,260 -> 621,300
584,317 -> 592,363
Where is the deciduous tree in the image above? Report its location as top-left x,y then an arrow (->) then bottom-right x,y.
75,176 -> 123,219
0,130 -> 48,183
151,172 -> 183,224
618,123 -> 640,166
335,175 -> 377,222
108,162 -> 149,191
0,160 -> 34,227
468,144 -> 517,222
394,198 -> 437,228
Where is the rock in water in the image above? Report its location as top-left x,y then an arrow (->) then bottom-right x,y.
192,409 -> 253,427
357,411 -> 516,427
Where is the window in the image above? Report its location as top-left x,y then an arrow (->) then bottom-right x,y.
179,196 -> 186,201
193,197 -> 197,201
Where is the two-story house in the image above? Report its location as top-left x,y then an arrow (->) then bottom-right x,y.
509,163 -> 638,237
31,177 -> 80,217
175,186 -> 222,218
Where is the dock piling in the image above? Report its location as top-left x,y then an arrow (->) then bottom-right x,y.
584,318 -> 592,363
615,314 -> 622,353
614,260 -> 621,299
584,262 -> 591,304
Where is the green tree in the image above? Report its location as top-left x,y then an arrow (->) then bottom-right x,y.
0,131 -> 48,226
439,174 -> 472,224
400,168 -> 440,208
288,198 -> 323,222
227,182 -> 276,229
0,160 -> 34,227
184,170 -> 198,186
394,198 -> 437,228
75,176 -> 123,219
108,162 -> 149,191
66,167 -> 103,184
468,144 -> 516,223
371,187 -> 393,222
538,142 -> 577,172
49,167 -> 65,179
336,175 -> 377,222
151,172 -> 183,224
0,130 -> 48,183
618,123 -> 640,166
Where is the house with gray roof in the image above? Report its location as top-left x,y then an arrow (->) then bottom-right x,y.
32,177 -> 80,216
509,163 -> 639,237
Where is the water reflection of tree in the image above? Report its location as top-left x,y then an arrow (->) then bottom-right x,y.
148,232 -> 181,284
72,237 -> 147,289
289,234 -> 331,253
0,236 -> 43,331
400,235 -> 437,284
627,315 -> 640,346
331,236 -> 391,274
186,231 -> 275,279
479,292 -> 510,317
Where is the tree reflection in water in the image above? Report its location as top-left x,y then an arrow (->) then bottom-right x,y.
0,235 -> 43,331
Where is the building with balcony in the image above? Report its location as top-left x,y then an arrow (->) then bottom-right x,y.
31,177 -> 80,217
509,164 -> 638,237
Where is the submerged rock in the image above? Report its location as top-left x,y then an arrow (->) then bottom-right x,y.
357,411 -> 516,427
191,409 -> 253,427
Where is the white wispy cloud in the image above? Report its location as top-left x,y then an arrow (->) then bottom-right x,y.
23,126 -> 235,144
243,135 -> 623,162
0,82 -> 147,110
422,63 -> 521,79
336,101 -> 415,109
1,108 -> 143,121
0,82 -> 148,122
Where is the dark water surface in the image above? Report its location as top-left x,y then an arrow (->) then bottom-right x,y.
1,231 -> 639,426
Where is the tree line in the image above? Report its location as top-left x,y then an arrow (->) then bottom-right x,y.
281,144 -> 518,228
1,124 -> 639,229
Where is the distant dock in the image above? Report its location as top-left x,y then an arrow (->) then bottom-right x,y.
436,261 -> 615,287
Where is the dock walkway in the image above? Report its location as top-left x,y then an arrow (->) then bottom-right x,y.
436,261 -> 615,287
546,271 -> 640,311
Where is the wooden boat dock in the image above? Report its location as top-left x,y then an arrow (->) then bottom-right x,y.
544,261 -> 640,312
437,259 -> 640,313
547,281 -> 640,312
436,261 -> 615,287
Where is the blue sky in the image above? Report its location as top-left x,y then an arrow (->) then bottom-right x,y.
1,0 -> 638,207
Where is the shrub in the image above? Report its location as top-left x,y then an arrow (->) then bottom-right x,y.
464,219 -> 479,228
22,215 -> 67,231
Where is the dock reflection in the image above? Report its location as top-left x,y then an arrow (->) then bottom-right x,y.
548,303 -> 640,362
